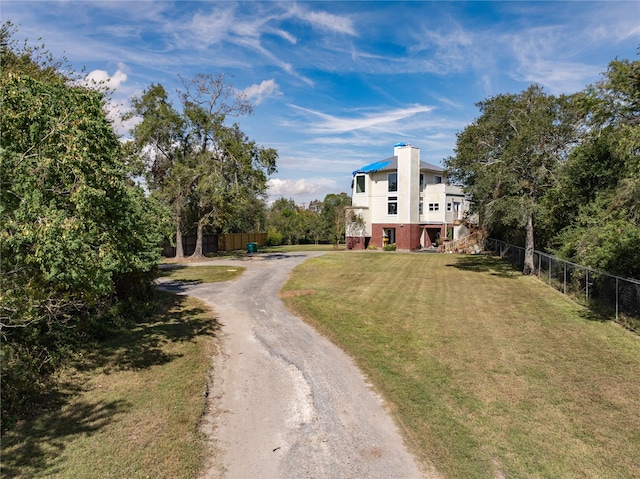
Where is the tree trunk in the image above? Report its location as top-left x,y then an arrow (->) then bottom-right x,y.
522,212 -> 535,275
191,220 -> 204,258
175,212 -> 184,258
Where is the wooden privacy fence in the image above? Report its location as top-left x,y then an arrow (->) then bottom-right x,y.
219,233 -> 267,252
162,232 -> 267,256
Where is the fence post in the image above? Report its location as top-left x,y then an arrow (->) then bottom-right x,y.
585,269 -> 589,304
538,254 -> 541,278
519,248 -> 522,269
548,256 -> 551,285
564,262 -> 567,295
616,277 -> 619,320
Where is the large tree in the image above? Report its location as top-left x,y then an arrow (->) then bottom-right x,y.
1,24 -> 163,419
320,193 -> 352,247
190,123 -> 276,256
268,198 -> 304,245
548,57 -> 640,277
127,74 -> 276,257
445,85 -> 579,274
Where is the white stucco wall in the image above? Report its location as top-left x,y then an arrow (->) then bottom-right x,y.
350,146 -> 471,230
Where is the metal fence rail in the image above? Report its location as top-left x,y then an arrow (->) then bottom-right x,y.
486,238 -> 640,331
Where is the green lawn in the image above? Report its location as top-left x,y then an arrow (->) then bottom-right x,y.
5,255 -> 638,478
281,252 -> 640,479
2,273 -> 226,478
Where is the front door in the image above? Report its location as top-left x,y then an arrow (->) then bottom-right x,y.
383,228 -> 396,246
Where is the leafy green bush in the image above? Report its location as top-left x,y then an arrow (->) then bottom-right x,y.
266,228 -> 284,246
0,27 -> 163,425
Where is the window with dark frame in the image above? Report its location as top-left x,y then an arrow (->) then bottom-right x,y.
388,173 -> 397,192
388,196 -> 398,215
356,175 -> 365,193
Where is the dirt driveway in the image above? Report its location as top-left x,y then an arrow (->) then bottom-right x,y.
158,252 -> 429,479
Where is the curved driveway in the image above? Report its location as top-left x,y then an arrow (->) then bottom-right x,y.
158,252 -> 428,479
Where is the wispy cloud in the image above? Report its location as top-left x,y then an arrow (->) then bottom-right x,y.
4,0 -> 636,206
287,104 -> 435,135
508,25 -> 605,93
409,20 -> 475,74
286,4 -> 357,36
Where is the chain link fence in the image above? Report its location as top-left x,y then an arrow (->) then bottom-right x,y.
486,238 -> 640,332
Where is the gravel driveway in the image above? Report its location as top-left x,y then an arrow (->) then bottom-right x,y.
157,252 -> 429,479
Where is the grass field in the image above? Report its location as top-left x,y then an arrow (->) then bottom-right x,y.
281,252 -> 640,479
2,278 -> 223,478
159,264 -> 245,283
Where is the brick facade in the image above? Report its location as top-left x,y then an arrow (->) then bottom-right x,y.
346,236 -> 367,250
357,223 -> 448,251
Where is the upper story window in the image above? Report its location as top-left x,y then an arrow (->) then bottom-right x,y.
420,173 -> 425,189
355,175 -> 366,193
388,173 -> 397,192
388,196 -> 398,215
434,176 -> 442,184
429,203 -> 440,211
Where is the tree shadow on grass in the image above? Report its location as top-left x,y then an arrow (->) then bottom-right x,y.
2,390 -> 130,478
78,292 -> 219,372
446,254 -> 522,279
157,265 -> 203,284
576,307 -> 610,324
2,292 -> 219,476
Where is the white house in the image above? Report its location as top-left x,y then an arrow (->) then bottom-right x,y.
346,143 -> 470,251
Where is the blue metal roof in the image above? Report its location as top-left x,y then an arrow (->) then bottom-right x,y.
352,157 -> 445,176
352,159 -> 393,176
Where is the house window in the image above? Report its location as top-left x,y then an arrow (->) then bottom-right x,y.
388,173 -> 397,192
434,176 -> 442,184
355,175 -> 365,193
429,203 -> 439,211
388,196 -> 398,215
447,203 -> 452,212
419,201 -> 423,215
419,173 -> 425,188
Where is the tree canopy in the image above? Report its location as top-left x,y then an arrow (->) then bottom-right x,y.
548,58 -> 640,278
445,85 -> 580,274
1,24 -> 164,421
266,193 -> 351,246
127,74 -> 277,257
446,55 -> 639,279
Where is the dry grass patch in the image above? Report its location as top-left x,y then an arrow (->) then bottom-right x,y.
160,265 -> 245,283
279,289 -> 316,298
281,252 -> 640,479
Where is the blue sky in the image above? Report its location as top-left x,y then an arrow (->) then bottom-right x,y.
4,1 -> 639,205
